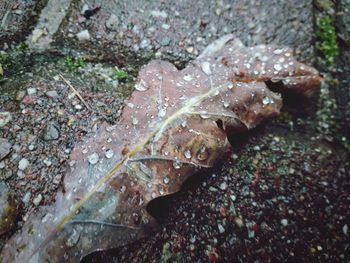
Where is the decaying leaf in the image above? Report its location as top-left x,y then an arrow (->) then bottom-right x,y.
1,35 -> 322,263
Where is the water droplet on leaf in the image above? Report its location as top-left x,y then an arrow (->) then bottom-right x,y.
120,185 -> 126,193
197,146 -> 209,161
135,79 -> 149,91
173,159 -> 183,169
262,96 -> 273,105
200,111 -> 210,119
274,64 -> 282,71
105,149 -> 114,159
88,153 -> 99,165
163,176 -> 170,184
183,74 -> 193,81
184,149 -> 192,159
201,61 -> 212,75
66,228 -> 80,247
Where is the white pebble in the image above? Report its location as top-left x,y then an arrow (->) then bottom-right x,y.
33,194 -> 42,206
280,219 -> 288,227
18,158 -> 29,170
76,30 -> 90,41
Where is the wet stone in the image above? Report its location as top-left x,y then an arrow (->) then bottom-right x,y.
219,182 -> 228,190
27,88 -> 37,95
43,124 -> 60,141
76,30 -> 90,41
18,158 -> 29,171
46,90 -> 58,98
0,112 -> 11,127
218,223 -> 225,234
0,139 -> 12,160
280,219 -> 288,227
22,192 -> 31,204
0,182 -> 19,235
33,194 -> 42,206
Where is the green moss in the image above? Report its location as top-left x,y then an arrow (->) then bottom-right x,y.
65,55 -> 85,71
112,69 -> 129,81
316,15 -> 339,65
160,242 -> 172,263
0,42 -> 29,83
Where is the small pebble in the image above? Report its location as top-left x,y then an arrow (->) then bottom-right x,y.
18,158 -> 29,171
219,182 -> 228,190
218,223 -> 225,233
27,88 -> 37,95
33,194 -> 42,206
22,192 -> 31,203
230,195 -> 236,202
234,217 -> 244,228
76,30 -> 90,41
0,112 -> 11,127
280,219 -> 288,227
0,138 -> 12,160
343,224 -> 348,235
46,90 -> 58,98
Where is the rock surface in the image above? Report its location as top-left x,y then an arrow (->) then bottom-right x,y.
0,139 -> 11,160
0,182 -> 19,236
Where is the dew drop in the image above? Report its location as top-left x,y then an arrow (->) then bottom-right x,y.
88,153 -> 99,165
183,74 -> 193,81
173,159 -> 183,169
158,108 -> 166,118
105,149 -> 114,159
227,83 -> 234,90
200,111 -> 210,119
135,79 -> 149,91
274,49 -> 283,54
163,176 -> 170,184
184,149 -> 192,159
159,187 -> 165,195
274,64 -> 282,71
66,229 -> 80,247
262,96 -> 272,105
120,185 -> 126,193
201,61 -> 212,75
223,101 -> 230,108
132,117 -> 139,125
197,146 -> 209,161
151,192 -> 157,198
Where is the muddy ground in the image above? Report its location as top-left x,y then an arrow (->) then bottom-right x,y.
0,0 -> 349,262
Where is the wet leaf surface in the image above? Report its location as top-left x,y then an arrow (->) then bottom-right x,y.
1,35 -> 322,262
